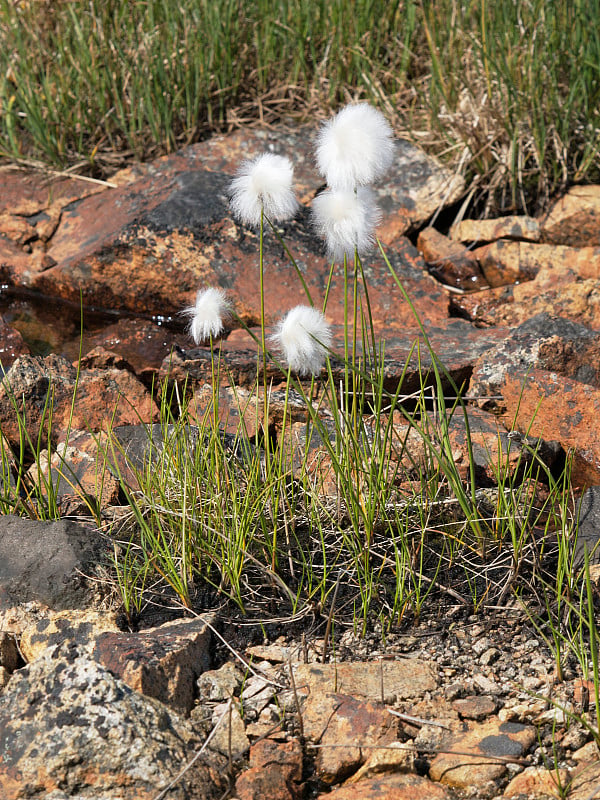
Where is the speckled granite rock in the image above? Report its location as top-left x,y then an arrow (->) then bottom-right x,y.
0,642 -> 226,799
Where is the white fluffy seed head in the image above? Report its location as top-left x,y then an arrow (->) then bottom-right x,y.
311,186 -> 381,262
315,103 -> 395,190
271,306 -> 333,376
182,287 -> 230,344
229,152 -> 298,226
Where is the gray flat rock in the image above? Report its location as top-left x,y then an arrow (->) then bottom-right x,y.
0,516 -> 107,611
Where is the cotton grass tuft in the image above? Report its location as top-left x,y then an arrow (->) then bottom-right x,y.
311,186 -> 381,262
229,152 -> 298,226
271,306 -> 333,376
315,103 -> 395,190
183,287 -> 230,344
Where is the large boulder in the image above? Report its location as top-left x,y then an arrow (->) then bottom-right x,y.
0,129 -> 464,330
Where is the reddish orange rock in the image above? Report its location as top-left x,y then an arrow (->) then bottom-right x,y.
472,240 -> 600,289
236,738 -> 303,800
504,766 -> 568,797
0,212 -> 37,246
492,368 -> 600,485
93,616 -> 214,715
0,167 -> 108,217
80,316 -> 189,382
1,130 -> 460,330
472,240 -> 540,287
567,759 -> 600,799
450,215 -> 540,244
429,717 -> 536,789
542,185 -> 600,246
321,773 -> 453,799
417,227 -> 488,291
0,354 -> 158,448
0,315 -> 30,370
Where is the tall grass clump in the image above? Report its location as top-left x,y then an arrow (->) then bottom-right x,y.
1,1 -> 599,212
420,0 -> 600,213
0,0 -> 413,167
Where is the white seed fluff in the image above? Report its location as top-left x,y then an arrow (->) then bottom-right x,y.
311,186 -> 381,262
229,152 -> 298,227
315,103 -> 395,190
271,306 -> 333,376
182,287 -> 230,344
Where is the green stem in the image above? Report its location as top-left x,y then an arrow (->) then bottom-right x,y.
259,208 -> 270,458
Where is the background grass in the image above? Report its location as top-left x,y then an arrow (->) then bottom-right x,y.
1,0 -> 599,214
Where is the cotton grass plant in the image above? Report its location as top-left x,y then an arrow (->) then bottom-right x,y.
91,102 -> 584,650
0,101 -> 578,683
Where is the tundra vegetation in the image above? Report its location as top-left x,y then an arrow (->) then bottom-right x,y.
0,0 -> 599,749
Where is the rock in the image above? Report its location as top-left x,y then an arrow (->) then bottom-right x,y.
19,608 -> 120,663
567,759 -> 600,799
320,773 -> 453,799
0,354 -> 158,449
0,212 -> 37,246
446,406 -> 560,486
245,641 -> 306,663
206,700 -> 250,758
561,724 -> 590,752
0,315 -> 30,372
416,227 -> 488,291
0,516 -> 108,611
293,660 -> 437,705
0,631 -> 20,673
453,248 -> 600,328
0,167 -> 108,219
472,674 -> 503,696
450,215 -> 541,244
25,429 -> 121,515
503,765 -> 568,797
93,614 -> 214,715
0,665 -> 9,689
109,422 -> 247,491
481,367 -> 600,485
428,717 -> 536,790
447,284 -> 513,327
196,661 -> 245,702
0,642 -> 226,799
235,738 -> 303,800
189,380 -> 263,439
344,741 -> 414,783
169,127 -> 466,240
471,313 -> 600,394
472,240 -> 543,287
481,241 -> 600,285
541,185 -> 600,246
511,277 -> 600,330
301,692 -> 398,784
80,316 -> 189,382
572,741 -> 599,762
452,695 -> 497,721
573,486 -> 600,565
468,314 -> 600,484
479,647 -> 501,666
240,669 -> 279,717
166,319 -> 509,400
0,133 -> 458,332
